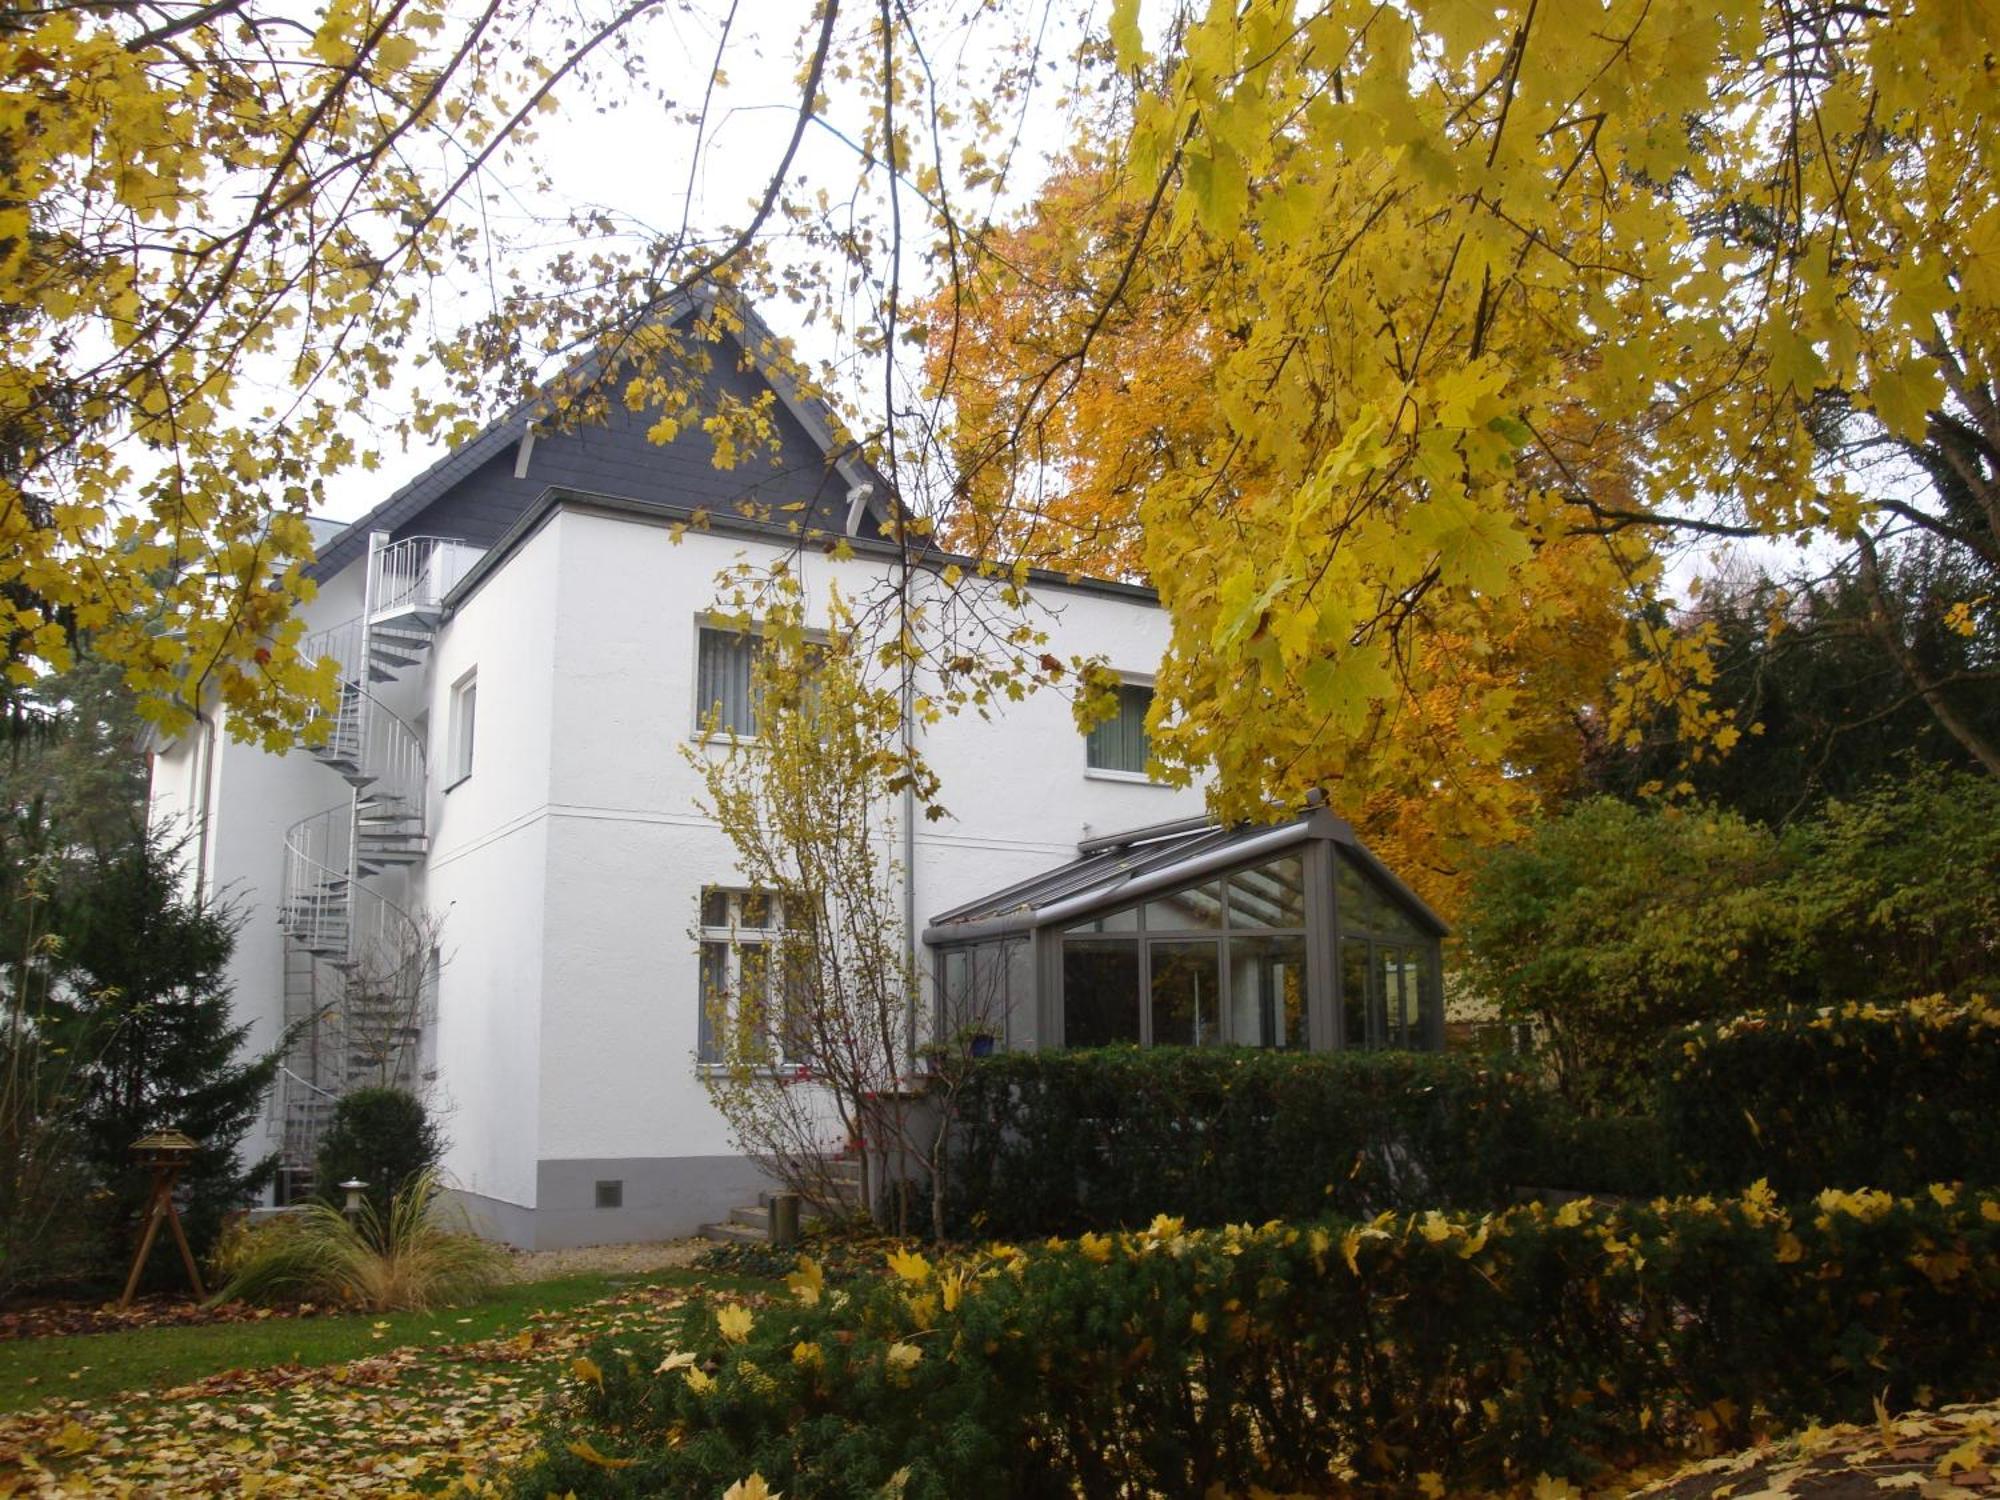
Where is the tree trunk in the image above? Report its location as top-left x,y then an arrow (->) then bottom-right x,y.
1857,534 -> 2000,777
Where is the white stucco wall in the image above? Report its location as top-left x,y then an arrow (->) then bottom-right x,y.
417,519 -> 562,1212
163,499 -> 1205,1239
514,509 -> 1205,1177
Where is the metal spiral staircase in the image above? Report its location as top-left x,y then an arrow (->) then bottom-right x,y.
273,536 -> 479,1189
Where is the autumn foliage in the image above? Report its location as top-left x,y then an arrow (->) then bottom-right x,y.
528,1187 -> 2000,1497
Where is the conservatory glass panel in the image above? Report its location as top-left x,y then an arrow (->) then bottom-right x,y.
1224,854 -> 1306,928
1340,940 -> 1370,1048
1150,940 -> 1221,1046
1338,850 -> 1425,940
1228,934 -> 1307,1048
1380,946 -> 1412,1048
1066,905 -> 1139,934
970,942 -> 1016,1044
1062,939 -> 1141,1047
1144,881 -> 1223,932
1412,946 -> 1436,1046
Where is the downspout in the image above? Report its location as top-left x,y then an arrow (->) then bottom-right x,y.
900,544 -> 918,1071
193,707 -> 218,908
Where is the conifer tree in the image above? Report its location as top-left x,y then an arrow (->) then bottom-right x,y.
48,835 -> 282,1268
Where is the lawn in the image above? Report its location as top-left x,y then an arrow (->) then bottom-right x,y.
0,1263 -> 766,1496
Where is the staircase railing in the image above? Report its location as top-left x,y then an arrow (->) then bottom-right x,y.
372,536 -> 480,619
299,623 -> 427,814
281,802 -> 354,956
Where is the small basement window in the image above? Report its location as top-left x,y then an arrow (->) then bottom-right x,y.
595,1179 -> 623,1210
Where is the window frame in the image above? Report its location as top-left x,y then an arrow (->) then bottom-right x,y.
445,668 -> 477,790
695,887 -> 807,1070
1055,851 -> 1311,1050
1083,677 -> 1159,781
690,616 -> 834,743
692,620 -> 764,741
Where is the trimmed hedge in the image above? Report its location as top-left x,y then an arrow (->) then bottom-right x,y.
942,1047 -> 1550,1235
522,1186 -> 2000,1498
1661,996 -> 2000,1197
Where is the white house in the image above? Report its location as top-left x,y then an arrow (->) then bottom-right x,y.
148,303 -> 1215,1248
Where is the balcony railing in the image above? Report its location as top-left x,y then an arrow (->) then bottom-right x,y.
371,536 -> 482,620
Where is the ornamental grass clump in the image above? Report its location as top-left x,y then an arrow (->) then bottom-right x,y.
217,1168 -> 507,1312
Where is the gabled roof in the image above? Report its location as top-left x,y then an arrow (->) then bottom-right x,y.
309,290 -> 892,580
923,809 -> 1448,944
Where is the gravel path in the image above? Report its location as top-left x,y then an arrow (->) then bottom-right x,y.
499,1237 -> 710,1283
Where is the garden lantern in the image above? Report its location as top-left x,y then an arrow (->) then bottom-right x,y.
119,1129 -> 205,1308
340,1179 -> 369,1222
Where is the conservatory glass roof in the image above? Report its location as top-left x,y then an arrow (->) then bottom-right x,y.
924,809 -> 1446,943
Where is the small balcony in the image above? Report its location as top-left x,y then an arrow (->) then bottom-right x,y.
370,536 -> 483,624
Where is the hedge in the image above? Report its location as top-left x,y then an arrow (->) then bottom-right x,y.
1661,995 -> 2000,1197
521,1186 -> 2000,1498
941,1047 -> 1552,1236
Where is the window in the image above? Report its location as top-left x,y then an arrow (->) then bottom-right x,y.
594,1179 -> 623,1209
696,888 -> 805,1066
446,670 -> 477,786
1086,681 -> 1154,776
1058,851 -> 1311,1049
696,625 -> 761,737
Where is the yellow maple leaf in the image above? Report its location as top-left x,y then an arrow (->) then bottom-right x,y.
716,1304 -> 755,1343
723,1475 -> 780,1500
786,1257 -> 825,1306
1417,1473 -> 1446,1499
43,1420 -> 95,1458
565,1439 -> 636,1470
569,1356 -> 604,1389
886,1248 -> 932,1284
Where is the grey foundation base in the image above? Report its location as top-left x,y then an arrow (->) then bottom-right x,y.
445,1155 -> 774,1249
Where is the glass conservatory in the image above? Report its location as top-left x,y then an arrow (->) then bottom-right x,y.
924,810 -> 1447,1054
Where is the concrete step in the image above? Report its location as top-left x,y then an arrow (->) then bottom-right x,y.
700,1218 -> 769,1246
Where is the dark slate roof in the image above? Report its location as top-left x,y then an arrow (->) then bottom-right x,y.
308,292 -> 892,581
924,809 -> 1448,941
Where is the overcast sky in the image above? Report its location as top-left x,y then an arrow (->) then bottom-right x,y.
314,0 -> 1106,524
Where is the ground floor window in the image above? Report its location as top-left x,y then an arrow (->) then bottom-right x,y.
696,888 -> 806,1066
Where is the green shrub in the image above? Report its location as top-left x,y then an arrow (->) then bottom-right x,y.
1521,1111 -> 1667,1198
218,1167 -> 507,1312
522,1186 -> 2000,1498
1459,797 -> 1805,1111
1660,995 -> 2000,1197
312,1087 -> 442,1215
1460,773 -> 2000,1114
943,1047 -> 1547,1236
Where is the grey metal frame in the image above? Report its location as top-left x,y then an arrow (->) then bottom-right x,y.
929,812 -> 1449,1056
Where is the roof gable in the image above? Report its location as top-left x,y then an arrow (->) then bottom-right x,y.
311,300 -> 889,579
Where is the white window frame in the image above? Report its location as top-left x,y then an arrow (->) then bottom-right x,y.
1084,675 -> 1159,782
696,888 -> 805,1069
445,669 -> 477,789
692,621 -> 763,741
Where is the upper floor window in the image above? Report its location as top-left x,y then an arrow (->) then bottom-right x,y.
1086,681 -> 1154,776
446,669 -> 477,787
696,625 -> 760,737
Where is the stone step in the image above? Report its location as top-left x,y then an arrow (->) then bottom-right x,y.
699,1218 -> 768,1246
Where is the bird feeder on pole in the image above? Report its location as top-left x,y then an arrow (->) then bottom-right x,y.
120,1130 -> 205,1308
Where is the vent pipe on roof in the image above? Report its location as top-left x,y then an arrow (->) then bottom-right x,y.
512,429 -> 536,480
844,482 -> 874,536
